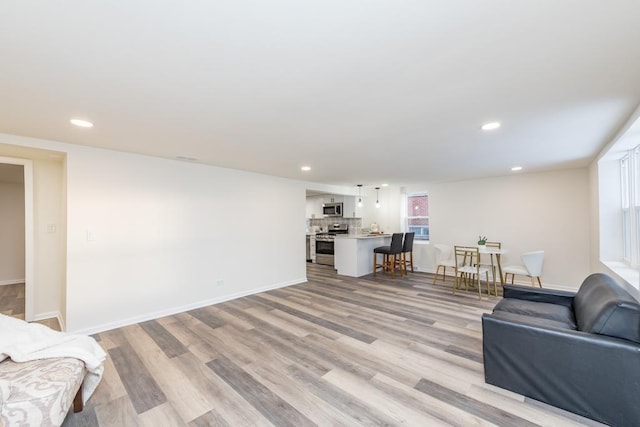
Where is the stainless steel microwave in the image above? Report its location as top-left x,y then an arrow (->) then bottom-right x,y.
323,202 -> 343,217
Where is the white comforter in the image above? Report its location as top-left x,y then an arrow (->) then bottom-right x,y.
0,314 -> 106,403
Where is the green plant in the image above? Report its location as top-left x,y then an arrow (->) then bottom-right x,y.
478,235 -> 487,245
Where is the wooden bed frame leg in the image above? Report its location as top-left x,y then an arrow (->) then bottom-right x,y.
73,382 -> 84,413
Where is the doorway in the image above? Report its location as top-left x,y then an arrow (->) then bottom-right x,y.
0,157 -> 34,321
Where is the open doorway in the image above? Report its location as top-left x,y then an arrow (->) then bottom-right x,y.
0,148 -> 65,330
0,161 -> 30,320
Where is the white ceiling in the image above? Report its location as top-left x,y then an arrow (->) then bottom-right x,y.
1,1 -> 640,186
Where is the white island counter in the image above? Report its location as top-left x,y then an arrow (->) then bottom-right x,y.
334,234 -> 392,277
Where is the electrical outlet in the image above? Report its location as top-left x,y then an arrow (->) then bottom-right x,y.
87,230 -> 96,241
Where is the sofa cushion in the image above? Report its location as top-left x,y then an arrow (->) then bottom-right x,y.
574,273 -> 640,343
493,298 -> 577,329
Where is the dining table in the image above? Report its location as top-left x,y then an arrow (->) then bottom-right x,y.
478,245 -> 507,295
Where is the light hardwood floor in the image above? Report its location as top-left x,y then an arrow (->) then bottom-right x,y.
59,264 -> 602,426
0,283 -> 61,330
0,282 -> 25,319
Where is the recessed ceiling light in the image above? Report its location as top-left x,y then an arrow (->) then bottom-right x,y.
481,122 -> 501,131
70,119 -> 93,128
301,166 -> 311,172
511,166 -> 523,171
381,183 -> 389,187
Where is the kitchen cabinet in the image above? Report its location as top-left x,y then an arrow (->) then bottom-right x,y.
309,234 -> 316,262
334,234 -> 392,277
306,196 -> 324,218
306,194 -> 361,218
323,195 -> 343,204
342,196 -> 360,218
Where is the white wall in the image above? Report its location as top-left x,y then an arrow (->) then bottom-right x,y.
587,159 -> 628,283
596,159 -> 623,262
359,186 -> 403,233
0,180 -> 25,284
408,168 -> 591,289
588,161 -> 602,272
1,134 -> 308,333
64,146 -> 307,333
1,129 -> 597,331
33,159 -> 66,320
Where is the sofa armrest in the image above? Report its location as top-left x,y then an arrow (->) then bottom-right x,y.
482,313 -> 640,426
503,285 -> 575,308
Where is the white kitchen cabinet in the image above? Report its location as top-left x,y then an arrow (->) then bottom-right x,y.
342,196 -> 361,218
306,194 -> 360,218
323,195 -> 343,204
306,196 -> 324,218
310,234 -> 316,262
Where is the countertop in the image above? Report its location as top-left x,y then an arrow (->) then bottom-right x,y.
334,234 -> 391,239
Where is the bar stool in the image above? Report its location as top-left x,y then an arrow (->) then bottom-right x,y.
399,232 -> 415,274
373,233 -> 404,278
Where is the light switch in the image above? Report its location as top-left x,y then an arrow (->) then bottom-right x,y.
47,224 -> 56,233
86,230 -> 96,241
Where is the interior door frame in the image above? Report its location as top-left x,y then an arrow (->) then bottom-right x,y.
0,156 -> 34,321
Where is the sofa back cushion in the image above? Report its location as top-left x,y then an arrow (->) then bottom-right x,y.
574,273 -> 640,343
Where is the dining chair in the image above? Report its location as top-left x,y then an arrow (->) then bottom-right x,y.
454,245 -> 490,300
503,250 -> 544,287
373,233 -> 404,278
433,244 -> 456,284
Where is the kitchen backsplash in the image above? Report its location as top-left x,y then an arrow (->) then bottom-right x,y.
308,217 -> 363,234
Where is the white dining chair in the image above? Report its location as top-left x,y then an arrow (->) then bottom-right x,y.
433,244 -> 456,284
454,246 -> 491,300
503,250 -> 544,287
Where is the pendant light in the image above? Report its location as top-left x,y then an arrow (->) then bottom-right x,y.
357,184 -> 363,207
375,187 -> 380,208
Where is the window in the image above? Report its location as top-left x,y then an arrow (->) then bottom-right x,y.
620,146 -> 640,266
598,113 -> 640,288
621,155 -> 630,261
406,192 -> 429,241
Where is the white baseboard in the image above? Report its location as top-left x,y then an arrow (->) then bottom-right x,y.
72,277 -> 308,336
0,279 -> 25,286
33,311 -> 66,331
414,265 -> 577,292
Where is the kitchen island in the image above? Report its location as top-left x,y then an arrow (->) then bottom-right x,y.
334,234 -> 392,277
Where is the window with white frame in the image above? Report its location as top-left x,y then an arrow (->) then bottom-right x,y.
620,146 -> 640,265
405,192 -> 429,241
621,154 -> 630,261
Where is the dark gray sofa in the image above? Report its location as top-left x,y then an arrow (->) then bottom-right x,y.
482,273 -> 640,427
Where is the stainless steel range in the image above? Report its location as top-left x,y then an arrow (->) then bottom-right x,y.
315,224 -> 348,266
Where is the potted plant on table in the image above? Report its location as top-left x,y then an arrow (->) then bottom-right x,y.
478,235 -> 487,248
